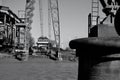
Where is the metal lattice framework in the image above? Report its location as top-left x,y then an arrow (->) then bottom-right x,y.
49,0 -> 60,50
26,0 -> 35,29
25,0 -> 35,49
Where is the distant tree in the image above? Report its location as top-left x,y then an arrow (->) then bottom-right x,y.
29,36 -> 35,47
26,31 -> 35,49
28,32 -> 35,47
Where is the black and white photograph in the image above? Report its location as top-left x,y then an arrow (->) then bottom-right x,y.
0,0 -> 120,80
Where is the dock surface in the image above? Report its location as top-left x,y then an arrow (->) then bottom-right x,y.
0,56 -> 78,80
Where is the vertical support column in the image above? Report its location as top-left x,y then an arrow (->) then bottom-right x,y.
48,0 -> 51,40
10,21 -> 13,46
39,0 -> 44,37
49,0 -> 60,51
25,0 -> 35,50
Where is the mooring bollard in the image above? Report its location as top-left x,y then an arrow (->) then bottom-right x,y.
69,37 -> 120,80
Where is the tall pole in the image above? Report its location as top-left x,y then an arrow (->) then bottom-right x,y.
39,0 -> 44,37
25,0 -> 28,51
48,0 -> 51,39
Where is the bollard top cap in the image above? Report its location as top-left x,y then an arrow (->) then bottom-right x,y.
69,37 -> 120,56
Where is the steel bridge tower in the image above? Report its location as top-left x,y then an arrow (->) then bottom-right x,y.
39,0 -> 44,37
25,0 -> 35,49
48,0 -> 52,40
49,0 -> 60,50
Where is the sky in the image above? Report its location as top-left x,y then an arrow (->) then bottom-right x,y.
1,0 -> 92,49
